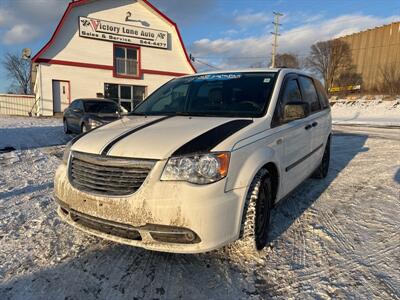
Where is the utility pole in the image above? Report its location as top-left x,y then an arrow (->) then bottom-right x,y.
271,12 -> 283,68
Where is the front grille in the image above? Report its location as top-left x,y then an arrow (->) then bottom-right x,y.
69,151 -> 155,196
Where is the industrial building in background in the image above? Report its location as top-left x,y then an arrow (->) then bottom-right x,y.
334,21 -> 400,93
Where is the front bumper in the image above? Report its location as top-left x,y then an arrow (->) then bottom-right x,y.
54,162 -> 247,253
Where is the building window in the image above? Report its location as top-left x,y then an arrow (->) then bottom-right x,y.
113,44 -> 140,78
104,83 -> 146,112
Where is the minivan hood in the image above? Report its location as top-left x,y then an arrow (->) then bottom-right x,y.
71,115 -> 252,160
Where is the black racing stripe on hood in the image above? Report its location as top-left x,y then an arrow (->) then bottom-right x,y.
101,116 -> 173,156
172,119 -> 253,156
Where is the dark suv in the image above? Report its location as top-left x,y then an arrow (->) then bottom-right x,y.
63,99 -> 122,134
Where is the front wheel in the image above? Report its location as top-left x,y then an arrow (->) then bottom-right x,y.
230,169 -> 273,255
312,136 -> 331,179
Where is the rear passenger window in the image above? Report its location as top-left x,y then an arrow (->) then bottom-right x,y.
299,76 -> 321,113
314,79 -> 330,109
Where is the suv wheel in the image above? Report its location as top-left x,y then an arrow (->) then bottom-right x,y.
230,169 -> 273,255
63,119 -> 71,134
312,136 -> 331,179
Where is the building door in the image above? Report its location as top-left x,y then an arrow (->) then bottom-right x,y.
52,80 -> 70,113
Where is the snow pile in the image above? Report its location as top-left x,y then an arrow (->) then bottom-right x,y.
331,98 -> 400,126
0,116 -> 71,150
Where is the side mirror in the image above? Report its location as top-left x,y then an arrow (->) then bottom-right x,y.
283,101 -> 310,122
119,106 -> 128,115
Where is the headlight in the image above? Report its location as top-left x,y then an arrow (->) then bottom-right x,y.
88,118 -> 103,129
62,141 -> 73,165
161,152 -> 230,184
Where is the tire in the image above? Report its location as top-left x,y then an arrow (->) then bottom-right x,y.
230,169 -> 273,256
63,119 -> 71,134
312,136 -> 331,179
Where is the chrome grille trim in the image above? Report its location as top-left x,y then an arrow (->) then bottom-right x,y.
69,151 -> 156,196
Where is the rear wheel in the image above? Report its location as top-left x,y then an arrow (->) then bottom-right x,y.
230,169 -> 273,256
312,136 -> 331,179
63,119 -> 71,134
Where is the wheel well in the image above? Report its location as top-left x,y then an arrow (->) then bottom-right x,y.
263,162 -> 279,203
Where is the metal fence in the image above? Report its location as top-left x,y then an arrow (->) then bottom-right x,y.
0,94 -> 36,116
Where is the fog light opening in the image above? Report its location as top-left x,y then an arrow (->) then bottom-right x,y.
149,228 -> 200,244
184,232 -> 196,242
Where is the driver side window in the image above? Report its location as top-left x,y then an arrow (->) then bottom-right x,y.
272,78 -> 302,126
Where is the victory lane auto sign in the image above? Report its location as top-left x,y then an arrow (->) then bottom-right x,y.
79,16 -> 169,49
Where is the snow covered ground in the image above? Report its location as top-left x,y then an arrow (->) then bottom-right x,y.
0,116 -> 399,299
0,116 -> 70,150
331,99 -> 400,127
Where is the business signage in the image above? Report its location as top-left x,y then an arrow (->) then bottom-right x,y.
79,16 -> 169,49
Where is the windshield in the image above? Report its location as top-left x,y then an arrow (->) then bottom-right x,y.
84,101 -> 119,114
132,72 -> 277,118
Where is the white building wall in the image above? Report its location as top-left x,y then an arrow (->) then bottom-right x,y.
35,0 -> 195,116
39,64 -> 175,116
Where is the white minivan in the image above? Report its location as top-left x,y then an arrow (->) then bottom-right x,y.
54,69 -> 331,254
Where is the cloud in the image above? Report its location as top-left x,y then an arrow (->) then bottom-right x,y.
191,14 -> 400,70
2,24 -> 40,45
234,11 -> 270,26
150,0 -> 215,25
0,8 -> 8,26
0,0 -> 68,45
12,0 -> 69,25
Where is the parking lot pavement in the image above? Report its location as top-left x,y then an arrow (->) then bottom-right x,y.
0,120 -> 399,299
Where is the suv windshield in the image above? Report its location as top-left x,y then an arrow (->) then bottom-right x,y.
132,72 -> 277,118
84,101 -> 119,114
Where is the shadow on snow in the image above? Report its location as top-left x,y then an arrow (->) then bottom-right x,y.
0,126 -> 72,151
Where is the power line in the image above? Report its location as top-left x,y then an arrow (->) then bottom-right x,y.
189,54 -> 220,70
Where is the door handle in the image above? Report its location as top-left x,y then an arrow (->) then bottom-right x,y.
312,122 -> 318,127
305,124 -> 312,130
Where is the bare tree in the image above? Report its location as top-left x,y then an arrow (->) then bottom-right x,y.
2,53 -> 32,94
306,39 -> 355,92
378,64 -> 400,95
273,53 -> 300,68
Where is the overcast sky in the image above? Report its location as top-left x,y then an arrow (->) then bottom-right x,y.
0,0 -> 399,92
